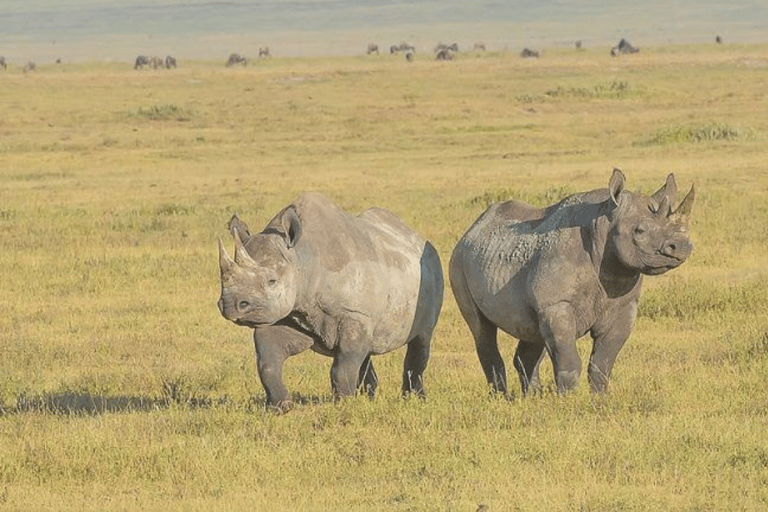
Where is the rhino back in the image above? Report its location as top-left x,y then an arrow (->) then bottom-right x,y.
286,193 -> 440,353
456,191 -> 608,341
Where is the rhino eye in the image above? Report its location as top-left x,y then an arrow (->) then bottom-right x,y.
634,227 -> 646,235
267,277 -> 278,287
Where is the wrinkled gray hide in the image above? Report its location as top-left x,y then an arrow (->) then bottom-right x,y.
449,170 -> 695,395
218,193 -> 444,411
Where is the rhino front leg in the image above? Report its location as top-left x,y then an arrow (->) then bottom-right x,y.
253,325 -> 313,411
588,302 -> 637,393
513,340 -> 546,395
539,304 -> 582,392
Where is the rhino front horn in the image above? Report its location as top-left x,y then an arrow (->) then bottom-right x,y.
218,238 -> 234,273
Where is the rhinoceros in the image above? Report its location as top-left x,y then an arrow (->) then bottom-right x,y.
218,193 -> 444,411
449,170 -> 695,395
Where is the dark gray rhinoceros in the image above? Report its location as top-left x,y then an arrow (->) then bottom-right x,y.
218,193 -> 444,411
449,170 -> 695,395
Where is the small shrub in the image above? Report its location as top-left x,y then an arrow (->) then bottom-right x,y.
640,122 -> 753,146
134,104 -> 193,122
156,203 -> 193,216
544,81 -> 635,100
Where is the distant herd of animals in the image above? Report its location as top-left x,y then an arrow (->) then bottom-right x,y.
0,35 -> 728,72
134,55 -> 177,69
218,170 -> 695,412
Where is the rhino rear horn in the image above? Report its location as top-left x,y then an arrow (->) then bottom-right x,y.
651,173 -> 677,215
228,214 -> 251,240
233,229 -> 257,266
608,168 -> 626,206
672,184 -> 695,224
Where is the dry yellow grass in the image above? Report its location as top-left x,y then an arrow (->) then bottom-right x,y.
1,45 -> 767,511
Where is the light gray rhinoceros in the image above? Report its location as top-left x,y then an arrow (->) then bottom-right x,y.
449,170 -> 695,395
218,192 -> 444,411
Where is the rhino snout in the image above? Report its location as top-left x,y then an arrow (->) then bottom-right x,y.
661,237 -> 693,261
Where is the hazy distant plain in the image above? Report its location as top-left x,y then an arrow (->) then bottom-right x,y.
2,0 -> 768,63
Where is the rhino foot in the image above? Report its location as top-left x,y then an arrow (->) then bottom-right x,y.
267,400 -> 294,415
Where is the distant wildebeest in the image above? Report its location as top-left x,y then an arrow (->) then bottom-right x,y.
134,55 -> 150,69
217,193 -> 444,411
434,42 -> 458,53
23,62 -> 36,73
165,55 -> 177,68
367,43 -> 379,55
715,35 -> 723,44
55,58 -> 61,64
474,42 -> 486,51
405,51 -> 414,62
520,48 -> 540,58
611,38 -> 639,56
391,42 -> 415,54
450,170 -> 695,396
259,47 -> 271,58
575,40 -> 583,50
226,53 -> 247,67
0,56 -> 6,69
435,48 -> 454,61
151,56 -> 164,69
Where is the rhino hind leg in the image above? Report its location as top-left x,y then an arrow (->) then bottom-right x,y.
331,318 -> 374,399
402,334 -> 430,397
357,355 -> 378,398
472,316 -> 508,394
513,340 -> 546,395
449,254 -> 508,394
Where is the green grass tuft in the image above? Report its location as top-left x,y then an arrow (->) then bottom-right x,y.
134,103 -> 194,121
641,122 -> 754,145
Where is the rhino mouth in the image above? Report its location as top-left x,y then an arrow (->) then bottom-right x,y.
639,253 -> 683,275
642,264 -> 678,276
233,317 -> 274,328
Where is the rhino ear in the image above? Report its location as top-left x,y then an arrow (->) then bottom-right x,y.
672,184 -> 695,224
608,168 -> 626,206
228,214 -> 251,241
218,238 -> 234,274
280,206 -> 302,249
651,173 -> 677,215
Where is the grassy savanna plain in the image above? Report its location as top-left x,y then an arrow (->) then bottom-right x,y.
1,44 -> 767,511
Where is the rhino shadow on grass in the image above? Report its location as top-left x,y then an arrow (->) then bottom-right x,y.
4,393 -> 168,416
0,391 -> 332,416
